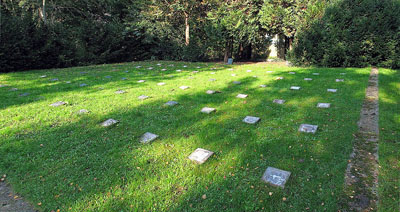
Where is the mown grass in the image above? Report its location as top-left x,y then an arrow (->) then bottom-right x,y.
0,61 -> 373,211
378,68 -> 400,212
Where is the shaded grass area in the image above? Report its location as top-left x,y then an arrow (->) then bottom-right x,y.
0,61 -> 371,211
378,68 -> 400,212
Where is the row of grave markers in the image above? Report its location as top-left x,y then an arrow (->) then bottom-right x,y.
2,66 -> 347,188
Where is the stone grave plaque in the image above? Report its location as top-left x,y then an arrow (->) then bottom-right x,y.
40,75 -> 47,78
340,73 -> 346,75
101,119 -> 119,127
298,124 -> 318,134
176,69 -> 182,72
233,81 -> 241,85
121,77 -> 127,80
50,101 -> 66,107
201,107 -> 216,114
290,86 -> 301,90
304,78 -> 312,81
327,89 -> 337,93
165,101 -> 178,106
9,88 -> 18,91
317,103 -> 331,108
138,95 -> 149,100
196,66 -> 201,69
209,79 -> 216,82
0,84 -> 9,87
247,70 -> 252,72
260,85 -> 267,88
206,90 -> 219,94
276,77 -> 284,80
261,167 -> 291,188
228,68 -> 234,71
137,80 -> 145,83
80,72 -> 88,74
136,66 -> 142,68
115,90 -> 126,94
193,71 -> 199,73
313,73 -> 320,75
336,79 -> 344,82
273,99 -> 285,104
169,64 -> 174,67
78,109 -> 89,114
210,72 -> 216,75
66,81 -> 71,84
253,76 -> 258,78
266,71 -> 273,73
188,148 -> 214,164
50,78 -> 59,82
125,71 -> 129,73
19,93 -> 30,97
139,132 -> 159,144
183,65 -> 188,68
236,94 -> 248,99
80,83 -> 87,87
157,82 -> 166,86
148,67 -> 153,70
231,74 -> 237,77
161,69 -> 167,71
179,86 -> 190,90
243,116 -> 260,124
105,76 -> 112,79
227,58 -> 233,65
157,63 -> 162,66
289,72 -> 296,74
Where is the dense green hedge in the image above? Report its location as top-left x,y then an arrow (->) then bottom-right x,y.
289,0 -> 400,69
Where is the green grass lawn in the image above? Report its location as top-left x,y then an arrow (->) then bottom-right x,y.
0,61 -> 379,211
378,68 -> 400,212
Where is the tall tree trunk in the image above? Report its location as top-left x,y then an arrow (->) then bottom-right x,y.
288,37 -> 293,51
184,12 -> 189,46
42,0 -> 46,24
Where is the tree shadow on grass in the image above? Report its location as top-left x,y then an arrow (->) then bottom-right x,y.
0,65 -> 371,211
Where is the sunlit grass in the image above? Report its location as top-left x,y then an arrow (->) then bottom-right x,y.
0,61 -> 376,211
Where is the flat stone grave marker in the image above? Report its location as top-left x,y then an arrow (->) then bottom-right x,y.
276,77 -> 284,80
231,74 -> 237,77
236,94 -> 248,99
253,76 -> 257,78
340,73 -> 346,75
101,119 -> 119,127
40,75 -> 47,78
260,85 -> 267,88
139,132 -> 159,144
206,90 -> 221,94
161,69 -> 167,71
176,69 -> 182,72
247,70 -> 252,72
66,81 -> 71,84
9,88 -> 18,91
50,101 -> 66,107
273,99 -> 285,104
80,83 -> 87,87
125,71 -> 129,73
165,101 -> 178,106
317,103 -> 331,108
289,72 -> 296,74
19,93 -> 30,97
138,95 -> 149,100
136,66 -> 142,68
243,116 -> 260,124
105,76 -> 112,79
336,79 -> 344,82
298,124 -> 318,134
183,65 -> 188,68
233,81 -> 241,85
169,64 -> 174,67
188,148 -> 214,164
157,63 -> 162,66
327,89 -> 337,93
179,86 -> 190,90
50,78 -> 59,82
228,68 -> 234,71
266,71 -> 273,73
304,78 -> 312,81
313,73 -> 320,75
197,66 -> 201,69
209,79 -> 216,82
210,72 -> 216,75
0,84 -> 9,87
138,80 -> 146,83
290,86 -> 301,90
201,107 -> 216,114
80,72 -> 88,74
78,109 -> 89,114
157,82 -> 166,86
115,90 -> 126,94
193,71 -> 199,73
148,67 -> 153,70
121,77 -> 128,80
261,167 -> 291,188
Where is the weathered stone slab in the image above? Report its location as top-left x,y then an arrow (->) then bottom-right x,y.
247,70 -> 252,72
298,124 -> 318,134
276,77 -> 284,80
138,95 -> 149,100
233,81 -> 241,85
236,94 -> 248,99
196,66 -> 201,69
340,73 -> 346,75
327,89 -> 337,93
78,109 -> 89,114
176,69 -> 182,72
273,99 -> 285,104
165,101 -> 178,106
80,71 -> 88,74
243,116 -> 260,124
137,80 -> 146,83
317,103 -> 331,108
157,63 -> 162,66
148,67 -> 153,70
260,85 -> 267,88
304,78 -> 312,81
40,75 -> 47,78
210,72 -> 216,74
19,93 -> 30,97
139,132 -> 158,144
289,72 -> 296,74
206,90 -> 221,94
125,71 -> 129,73
50,101 -> 66,107
253,76 -> 258,78
266,71 -> 273,73
115,90 -> 126,94
183,65 -> 188,68
290,86 -> 301,90
105,76 -> 112,79
0,84 -> 9,87
161,69 -> 167,71
313,73 -> 320,75
188,148 -> 214,164
101,119 -> 119,127
201,107 -> 216,114
157,82 -> 166,86
179,86 -> 190,90
336,79 -> 344,82
66,81 -> 71,84
79,83 -> 87,87
261,167 -> 291,188
209,79 -> 216,81
50,78 -> 59,82
121,77 -> 127,80
231,74 -> 237,77
135,66 -> 142,68
193,71 -> 199,73
9,88 -> 18,91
